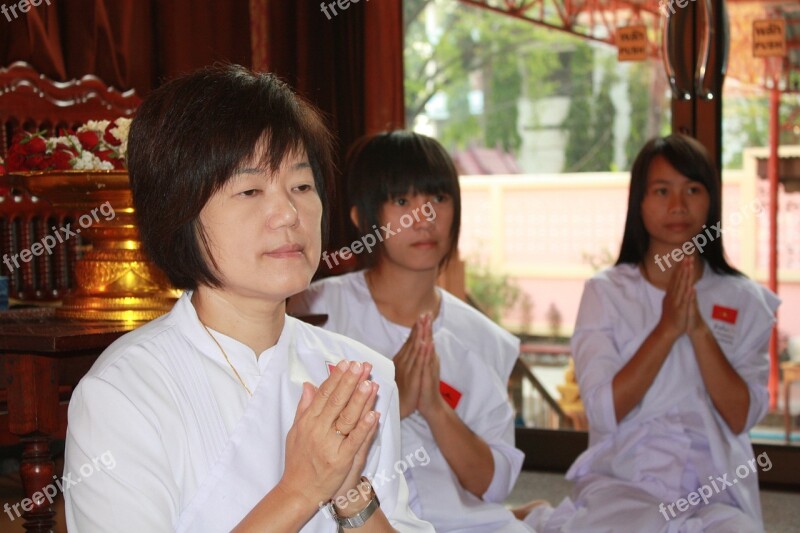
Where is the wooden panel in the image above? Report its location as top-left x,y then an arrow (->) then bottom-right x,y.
0,61 -> 140,156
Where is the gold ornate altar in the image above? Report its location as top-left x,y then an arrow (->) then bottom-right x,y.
15,170 -> 179,322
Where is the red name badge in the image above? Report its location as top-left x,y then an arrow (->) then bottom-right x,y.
439,380 -> 462,410
712,305 -> 738,325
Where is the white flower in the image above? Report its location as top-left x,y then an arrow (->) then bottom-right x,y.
46,135 -> 80,151
110,118 -> 131,143
72,151 -> 113,170
78,120 -> 110,134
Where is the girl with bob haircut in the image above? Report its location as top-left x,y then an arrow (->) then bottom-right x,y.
290,131 -> 544,532
345,130 -> 461,270
535,134 -> 779,532
63,65 -> 433,533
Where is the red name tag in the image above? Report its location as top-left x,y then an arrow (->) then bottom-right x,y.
712,305 -> 738,325
439,380 -> 462,409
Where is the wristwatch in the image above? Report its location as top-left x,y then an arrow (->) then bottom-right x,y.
328,477 -> 381,529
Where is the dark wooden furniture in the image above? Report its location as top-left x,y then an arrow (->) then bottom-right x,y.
0,62 -> 140,302
0,186 -> 84,303
0,308 -> 134,533
0,62 -> 140,159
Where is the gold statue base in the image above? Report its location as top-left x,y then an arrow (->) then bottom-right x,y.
15,170 -> 180,322
56,296 -> 177,322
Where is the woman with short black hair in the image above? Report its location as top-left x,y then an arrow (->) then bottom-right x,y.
64,65 -> 433,533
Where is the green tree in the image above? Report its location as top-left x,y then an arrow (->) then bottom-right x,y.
591,59 -> 617,171
404,0 -> 477,139
484,44 -> 522,152
562,48 -> 622,172
625,62 -> 650,168
404,0 -> 560,153
561,43 -> 595,171
404,0 -> 667,168
723,94 -> 800,168
437,78 -> 483,149
624,60 -> 670,168
465,260 -> 521,324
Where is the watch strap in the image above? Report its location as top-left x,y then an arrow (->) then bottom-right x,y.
329,477 -> 380,529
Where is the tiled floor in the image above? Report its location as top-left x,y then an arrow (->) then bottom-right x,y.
505,471 -> 800,533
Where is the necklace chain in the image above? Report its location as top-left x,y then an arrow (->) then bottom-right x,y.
201,322 -> 254,397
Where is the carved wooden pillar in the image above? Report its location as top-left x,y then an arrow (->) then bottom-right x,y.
5,354 -> 59,533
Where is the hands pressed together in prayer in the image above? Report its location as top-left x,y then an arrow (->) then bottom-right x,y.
661,258 -> 751,433
613,258 -> 710,424
659,258 -> 707,340
613,257 -> 750,433
392,312 -> 496,498
392,312 -> 445,420
280,360 -> 380,513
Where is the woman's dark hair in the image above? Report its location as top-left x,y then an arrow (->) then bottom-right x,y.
616,133 -> 740,275
128,64 -> 334,290
344,131 -> 461,269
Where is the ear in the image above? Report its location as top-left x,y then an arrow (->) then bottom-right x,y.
349,206 -> 360,230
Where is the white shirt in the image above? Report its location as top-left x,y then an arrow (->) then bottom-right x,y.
64,292 -> 433,532
289,270 -> 530,532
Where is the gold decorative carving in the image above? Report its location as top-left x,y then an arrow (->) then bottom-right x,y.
12,170 -> 179,322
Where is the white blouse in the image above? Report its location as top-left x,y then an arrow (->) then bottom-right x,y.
289,271 -> 530,532
64,292 -> 433,532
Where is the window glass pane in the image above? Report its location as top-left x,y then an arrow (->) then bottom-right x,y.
404,0 -> 800,444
